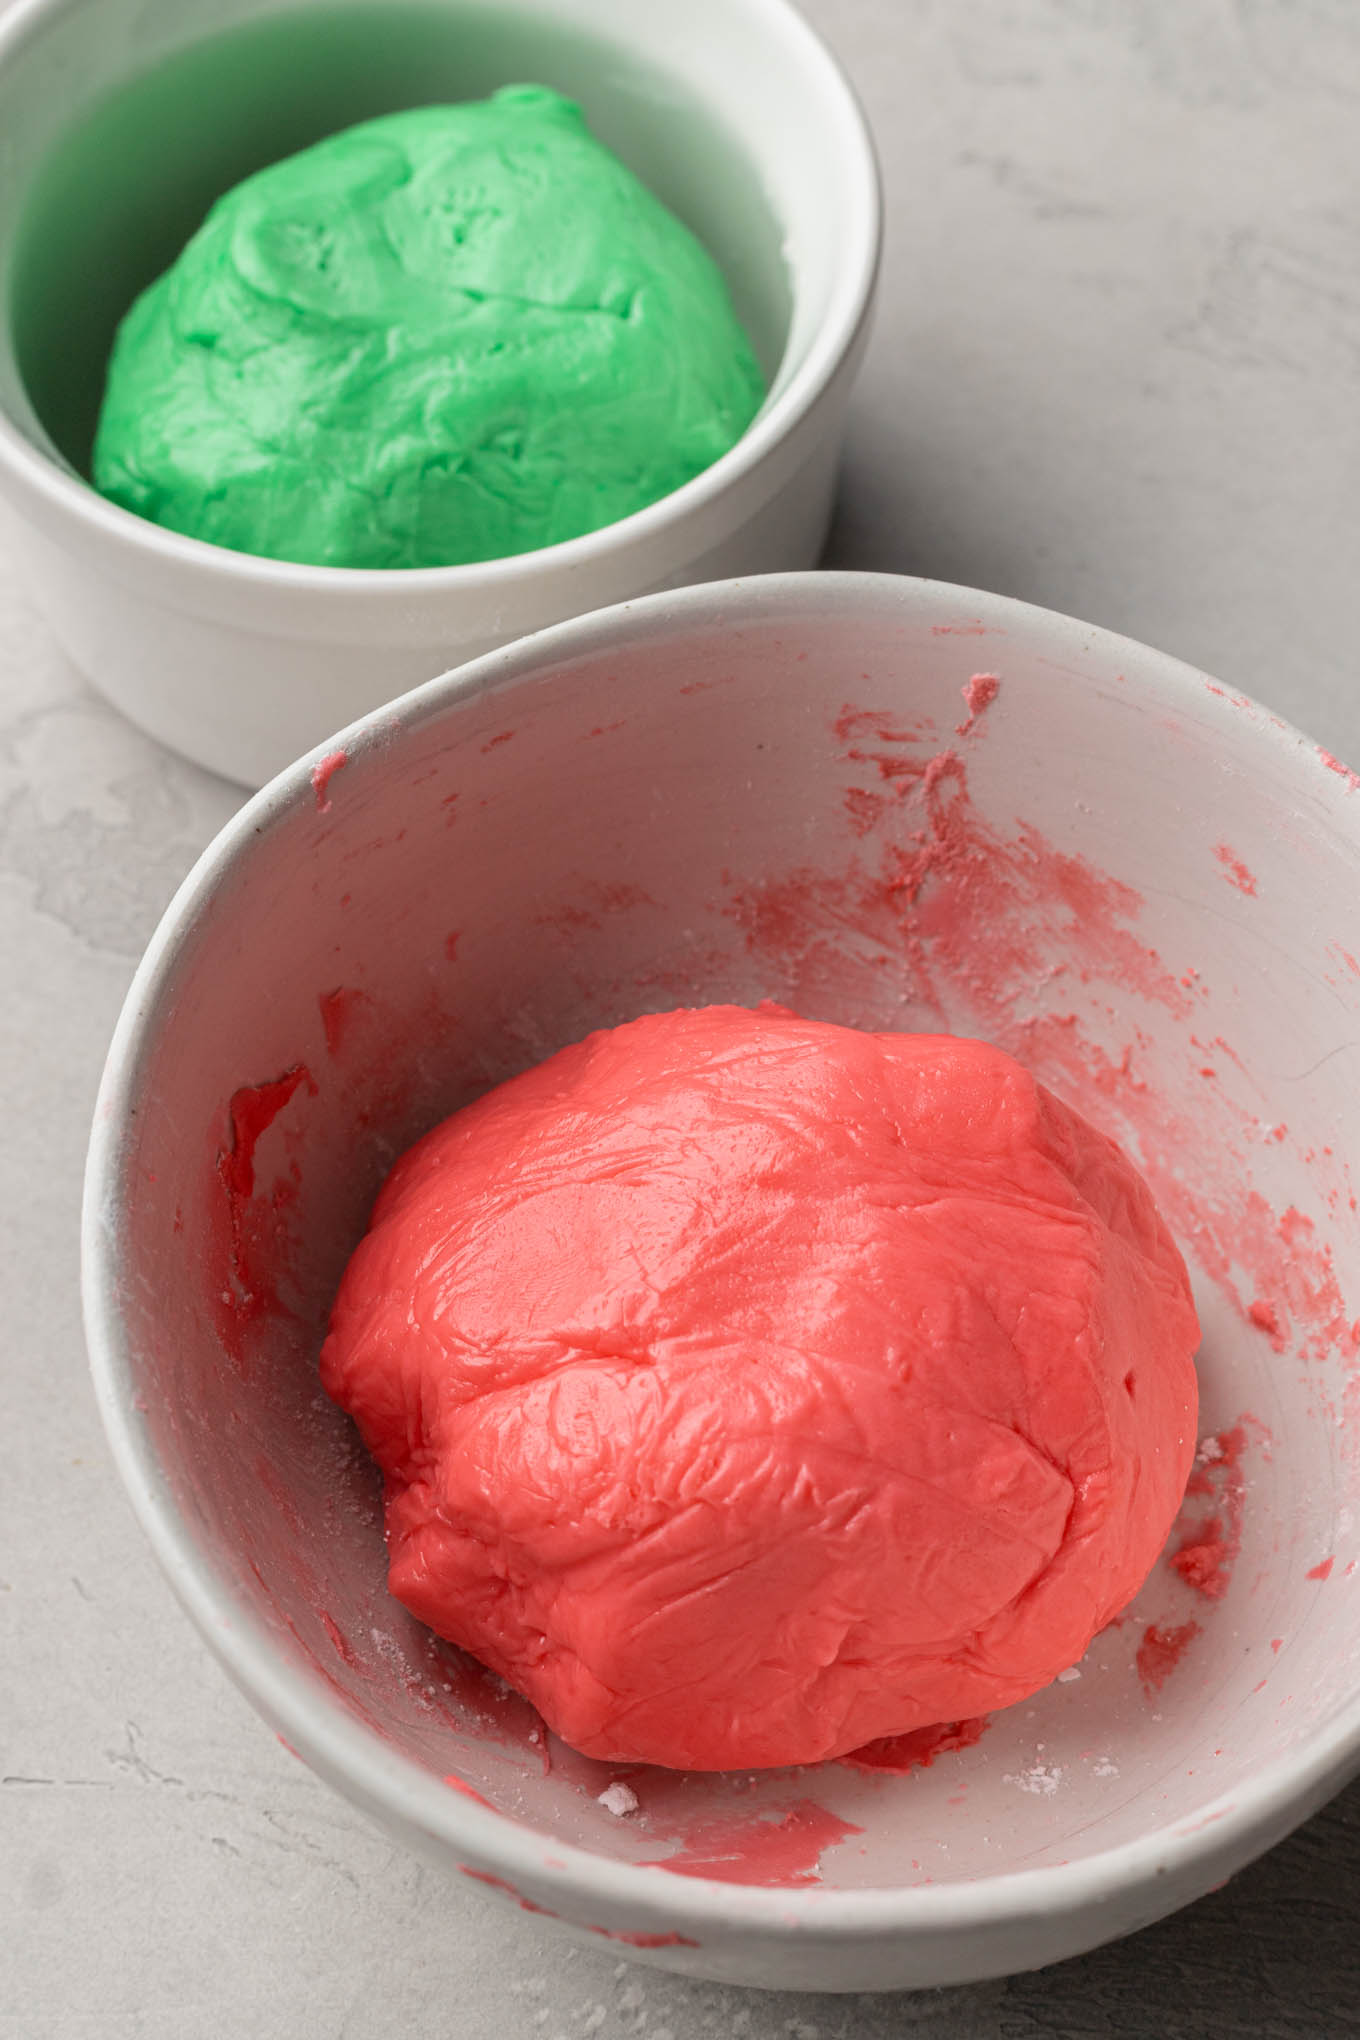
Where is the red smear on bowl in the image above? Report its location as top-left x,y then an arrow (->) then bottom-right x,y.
443,1775 -> 496,1808
595,1929 -> 701,1948
459,1867 -> 701,1946
1169,1421 -> 1263,1601
213,1066 -> 317,1351
1137,1620 -> 1202,1695
311,749 -> 348,811
640,1801 -> 863,1886
721,695 -> 1360,1385
318,987 -> 370,1059
1213,844 -> 1258,896
843,1716 -> 988,1775
1320,751 -> 1360,793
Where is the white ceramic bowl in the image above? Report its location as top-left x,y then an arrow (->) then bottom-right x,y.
84,573 -> 1360,1992
0,0 -> 879,788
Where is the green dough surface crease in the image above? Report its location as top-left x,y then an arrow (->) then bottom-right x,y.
92,87 -> 766,569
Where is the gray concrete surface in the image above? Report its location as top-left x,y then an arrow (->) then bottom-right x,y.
5,2 -> 1360,2033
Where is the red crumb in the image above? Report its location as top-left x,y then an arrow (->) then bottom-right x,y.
1307,1556 -> 1335,1581
955,673 -> 1001,736
1137,1619 -> 1202,1694
843,1716 -> 988,1774
1171,1520 -> 1230,1598
1248,1298 -> 1286,1348
481,730 -> 516,753
310,749 -> 348,812
444,931 -> 461,962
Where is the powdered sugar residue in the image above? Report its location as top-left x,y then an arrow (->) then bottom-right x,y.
1004,1762 -> 1063,1796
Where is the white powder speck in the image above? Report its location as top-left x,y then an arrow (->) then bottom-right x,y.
1057,1666 -> 1081,1683
582,2011 -> 607,2034
619,1983 -> 646,2013
598,1782 -> 640,1817
1197,1435 -> 1225,1464
1004,1764 -> 1063,1796
1093,1758 -> 1119,1778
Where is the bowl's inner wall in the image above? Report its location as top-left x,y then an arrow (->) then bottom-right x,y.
103,593 -> 1360,1889
2,0 -> 793,476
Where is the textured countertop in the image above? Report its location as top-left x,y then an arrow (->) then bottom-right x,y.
5,3 -> 1360,2034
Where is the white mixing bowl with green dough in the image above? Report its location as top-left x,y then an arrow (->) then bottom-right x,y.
0,0 -> 879,786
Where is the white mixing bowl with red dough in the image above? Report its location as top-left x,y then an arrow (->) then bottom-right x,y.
84,573 -> 1360,1991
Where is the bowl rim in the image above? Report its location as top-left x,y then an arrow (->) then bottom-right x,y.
82,569 -> 1360,1941
0,0 -> 881,600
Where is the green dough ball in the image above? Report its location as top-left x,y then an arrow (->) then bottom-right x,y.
92,87 -> 766,570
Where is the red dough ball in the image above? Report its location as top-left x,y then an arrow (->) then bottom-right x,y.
321,1005 -> 1199,1770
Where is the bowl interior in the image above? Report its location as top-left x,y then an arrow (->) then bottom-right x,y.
93,579 -> 1360,1896
0,0 -> 815,478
